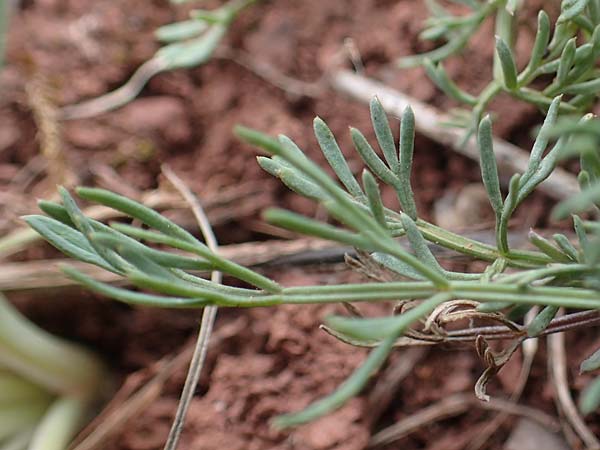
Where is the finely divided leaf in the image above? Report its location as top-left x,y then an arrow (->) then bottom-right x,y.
313,117 -> 364,198
370,97 -> 399,173
23,216 -> 116,272
581,348 -> 600,373
477,116 -> 503,217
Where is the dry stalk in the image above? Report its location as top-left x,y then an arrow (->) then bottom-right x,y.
368,392 -> 560,448
548,320 -> 600,450
25,73 -> 73,187
160,165 -> 220,450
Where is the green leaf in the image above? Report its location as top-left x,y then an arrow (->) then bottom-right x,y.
563,77 -> 600,95
548,21 -> 575,57
528,230 -> 575,263
589,0 -> 600,24
517,136 -> 567,205
313,117 -> 364,198
370,252 -> 425,280
557,38 -> 577,85
495,36 -> 518,89
370,97 -> 399,174
277,135 -> 311,161
189,9 -> 227,24
553,233 -> 580,261
553,182 -> 600,219
76,187 -> 197,243
579,376 -> 600,415
420,24 -> 450,41
37,200 -> 76,227
111,222 -> 280,293
362,170 -> 387,228
350,127 -> 397,186
527,305 -> 559,337
477,301 -> 513,312
155,20 -> 208,43
62,266 -> 207,308
477,116 -> 503,217
398,106 -> 418,219
581,348 -> 600,373
117,242 -> 184,283
237,125 -> 373,231
59,187 -> 130,271
23,215 -> 116,272
155,25 -> 227,70
400,213 -> 444,274
90,231 -> 212,271
560,0 -> 590,22
580,170 -> 592,190
573,215 -> 590,262
581,146 -> 600,181
326,315 -> 410,342
521,96 -> 562,186
123,267 -> 230,304
257,156 -> 325,200
563,43 -> 594,84
263,208 -> 367,248
38,198 -> 213,271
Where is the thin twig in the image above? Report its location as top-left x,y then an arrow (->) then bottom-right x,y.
548,319 -> 600,450
368,392 -> 560,448
161,165 -> 221,450
69,316 -> 247,450
70,343 -> 193,450
325,311 -> 600,349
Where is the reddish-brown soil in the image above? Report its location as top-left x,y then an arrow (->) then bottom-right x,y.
1,1 -> 598,449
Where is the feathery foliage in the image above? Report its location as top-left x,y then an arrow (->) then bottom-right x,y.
27,94 -> 600,424
405,0 -> 600,140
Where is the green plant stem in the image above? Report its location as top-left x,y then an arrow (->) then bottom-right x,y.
283,281 -> 600,307
498,263 -> 598,285
110,223 -> 281,293
415,219 -> 551,267
67,262 -> 600,309
471,81 -> 503,130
